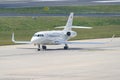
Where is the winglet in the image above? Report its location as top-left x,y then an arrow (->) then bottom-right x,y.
12,32 -> 15,43
11,32 -> 31,44
110,34 -> 115,42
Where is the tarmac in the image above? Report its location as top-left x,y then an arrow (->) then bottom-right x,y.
0,38 -> 120,80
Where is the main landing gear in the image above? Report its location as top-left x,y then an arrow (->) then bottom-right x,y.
42,46 -> 47,50
64,44 -> 68,50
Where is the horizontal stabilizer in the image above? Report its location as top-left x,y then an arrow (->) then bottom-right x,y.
55,26 -> 65,28
12,33 -> 31,44
72,26 -> 92,29
55,26 -> 92,29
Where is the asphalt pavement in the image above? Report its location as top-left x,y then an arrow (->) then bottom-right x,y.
0,38 -> 120,80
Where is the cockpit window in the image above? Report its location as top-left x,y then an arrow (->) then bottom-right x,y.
34,34 -> 44,37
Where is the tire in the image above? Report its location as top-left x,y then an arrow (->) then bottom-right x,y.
64,46 -> 68,50
42,46 -> 47,50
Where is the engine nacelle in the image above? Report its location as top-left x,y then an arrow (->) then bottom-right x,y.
66,32 -> 71,36
65,31 -> 77,37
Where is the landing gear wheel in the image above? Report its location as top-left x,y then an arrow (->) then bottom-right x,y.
38,48 -> 40,51
37,44 -> 40,51
64,46 -> 68,50
64,44 -> 68,50
42,46 -> 47,50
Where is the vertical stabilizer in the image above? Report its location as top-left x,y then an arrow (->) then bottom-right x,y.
64,12 -> 74,31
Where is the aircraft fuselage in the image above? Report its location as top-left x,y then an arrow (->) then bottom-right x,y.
31,30 -> 77,45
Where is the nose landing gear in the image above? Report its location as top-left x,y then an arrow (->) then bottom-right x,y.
42,46 -> 47,50
37,44 -> 40,51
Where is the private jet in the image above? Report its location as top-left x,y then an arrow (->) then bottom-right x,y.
12,12 -> 104,51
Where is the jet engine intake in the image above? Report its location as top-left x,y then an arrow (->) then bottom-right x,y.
66,32 -> 71,36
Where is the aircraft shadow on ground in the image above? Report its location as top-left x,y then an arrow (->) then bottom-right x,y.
17,47 -> 106,51
0,47 -> 107,57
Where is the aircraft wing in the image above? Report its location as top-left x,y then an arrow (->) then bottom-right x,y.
12,33 -> 31,44
59,41 -> 106,44
62,35 -> 115,44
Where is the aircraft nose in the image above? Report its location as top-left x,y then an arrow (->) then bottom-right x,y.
31,37 -> 39,43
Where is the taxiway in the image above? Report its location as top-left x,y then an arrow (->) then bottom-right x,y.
0,38 -> 120,80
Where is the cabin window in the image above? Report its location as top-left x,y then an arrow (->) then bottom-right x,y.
34,34 -> 44,37
38,34 -> 44,37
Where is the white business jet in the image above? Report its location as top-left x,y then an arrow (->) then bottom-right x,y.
12,12 -> 104,51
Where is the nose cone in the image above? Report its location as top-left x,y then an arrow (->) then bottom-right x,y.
31,37 -> 39,44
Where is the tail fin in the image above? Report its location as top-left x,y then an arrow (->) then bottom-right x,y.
64,12 -> 74,31
55,12 -> 92,30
